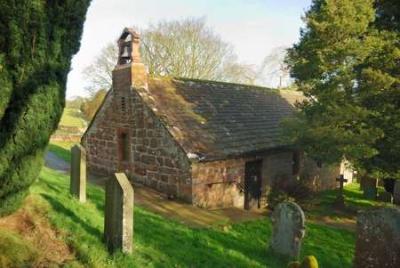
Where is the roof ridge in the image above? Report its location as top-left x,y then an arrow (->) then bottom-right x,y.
154,77 -> 304,96
173,77 -> 273,90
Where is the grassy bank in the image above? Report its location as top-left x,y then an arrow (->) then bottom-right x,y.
0,143 -> 359,267
22,167 -> 355,267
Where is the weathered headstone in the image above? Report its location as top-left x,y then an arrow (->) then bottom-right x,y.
334,174 -> 347,208
377,191 -> 393,203
270,201 -> 305,259
393,180 -> 400,205
354,207 -> 400,268
104,173 -> 134,254
362,177 -> 377,200
70,144 -> 86,202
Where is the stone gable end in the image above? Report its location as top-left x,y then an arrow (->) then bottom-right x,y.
83,72 -> 192,202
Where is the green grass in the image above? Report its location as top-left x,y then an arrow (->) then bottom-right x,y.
302,182 -> 392,223
27,167 -> 355,267
59,108 -> 86,128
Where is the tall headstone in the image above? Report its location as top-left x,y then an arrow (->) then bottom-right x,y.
104,173 -> 134,254
70,144 -> 86,202
270,201 -> 306,259
393,180 -> 400,205
362,177 -> 377,200
354,208 -> 400,268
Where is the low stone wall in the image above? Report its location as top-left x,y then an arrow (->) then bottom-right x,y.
50,134 -> 82,142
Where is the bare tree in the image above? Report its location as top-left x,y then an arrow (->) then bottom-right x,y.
83,17 -> 257,94
83,43 -> 117,95
256,46 -> 293,89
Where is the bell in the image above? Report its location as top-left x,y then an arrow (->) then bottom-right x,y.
120,45 -> 130,59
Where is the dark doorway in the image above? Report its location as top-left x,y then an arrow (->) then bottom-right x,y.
244,160 -> 262,210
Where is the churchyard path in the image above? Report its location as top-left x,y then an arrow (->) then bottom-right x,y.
45,151 -> 265,228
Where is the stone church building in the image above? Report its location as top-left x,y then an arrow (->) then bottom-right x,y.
82,28 -> 351,209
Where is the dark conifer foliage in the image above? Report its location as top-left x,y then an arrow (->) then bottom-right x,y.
285,0 -> 400,179
0,0 -> 90,215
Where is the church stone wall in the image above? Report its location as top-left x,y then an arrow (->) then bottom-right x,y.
191,158 -> 247,209
83,66 -> 192,201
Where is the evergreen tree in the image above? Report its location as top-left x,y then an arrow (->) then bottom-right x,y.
0,0 -> 90,215
285,0 -> 400,179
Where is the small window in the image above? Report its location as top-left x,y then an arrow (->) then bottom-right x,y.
118,131 -> 130,162
292,151 -> 301,175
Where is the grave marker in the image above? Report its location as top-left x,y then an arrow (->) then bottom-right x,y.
104,173 -> 134,254
354,207 -> 400,267
362,177 -> 377,200
334,174 -> 347,208
70,144 -> 86,202
270,201 -> 305,259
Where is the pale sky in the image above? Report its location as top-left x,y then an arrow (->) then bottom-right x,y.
66,0 -> 311,98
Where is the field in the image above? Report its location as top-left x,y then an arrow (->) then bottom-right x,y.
59,108 -> 86,129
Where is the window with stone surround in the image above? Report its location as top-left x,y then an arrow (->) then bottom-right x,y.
117,129 -> 130,162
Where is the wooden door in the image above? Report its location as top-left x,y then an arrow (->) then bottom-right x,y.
244,160 -> 262,210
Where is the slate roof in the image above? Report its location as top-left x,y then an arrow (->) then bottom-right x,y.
136,77 -> 305,161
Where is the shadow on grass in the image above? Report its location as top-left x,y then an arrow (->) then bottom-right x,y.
41,193 -> 102,239
300,183 -> 389,220
132,208 -> 284,267
36,168 -> 354,267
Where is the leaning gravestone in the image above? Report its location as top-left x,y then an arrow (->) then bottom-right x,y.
270,201 -> 306,259
104,173 -> 134,254
70,144 -> 86,202
362,177 -> 377,200
354,207 -> 400,267
393,180 -> 400,205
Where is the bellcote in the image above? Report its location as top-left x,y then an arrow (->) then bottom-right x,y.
113,27 -> 147,90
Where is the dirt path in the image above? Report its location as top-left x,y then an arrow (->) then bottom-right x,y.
45,151 -> 69,172
45,151 -> 266,227
89,174 -> 266,228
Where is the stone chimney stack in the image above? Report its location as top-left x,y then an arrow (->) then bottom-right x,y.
113,27 -> 147,90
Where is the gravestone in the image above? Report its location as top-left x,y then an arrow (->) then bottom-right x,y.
354,207 -> 400,268
334,174 -> 347,208
393,180 -> 400,205
70,144 -> 86,202
104,173 -> 134,254
270,201 -> 305,259
362,177 -> 377,200
378,191 -> 393,203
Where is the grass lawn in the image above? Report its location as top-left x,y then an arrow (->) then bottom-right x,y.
1,143 -> 360,267
59,108 -> 86,129
12,166 -> 354,267
301,181 -> 392,225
